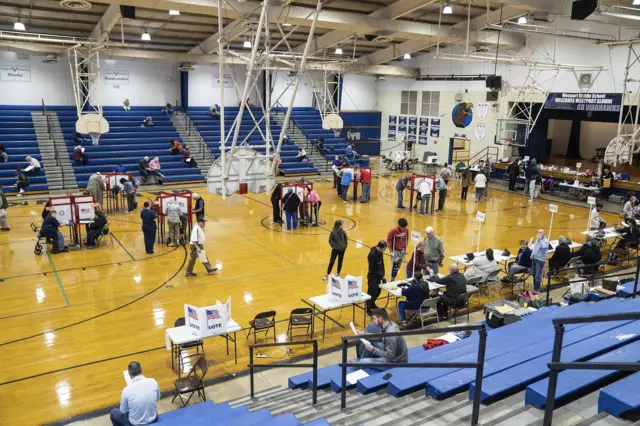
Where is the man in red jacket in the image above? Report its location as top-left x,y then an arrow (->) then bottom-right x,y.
360,167 -> 372,203
386,218 -> 409,281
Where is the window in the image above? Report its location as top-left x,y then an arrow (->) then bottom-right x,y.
421,91 -> 440,117
401,91 -> 417,115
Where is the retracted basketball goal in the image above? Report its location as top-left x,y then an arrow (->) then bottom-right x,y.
76,113 -> 109,146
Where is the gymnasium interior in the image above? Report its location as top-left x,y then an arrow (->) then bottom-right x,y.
2,0 -> 640,425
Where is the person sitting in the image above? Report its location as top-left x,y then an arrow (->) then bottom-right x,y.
41,210 -> 68,254
163,102 -> 174,117
123,98 -> 131,111
15,169 -> 28,196
183,147 -> 198,168
313,138 -> 328,155
616,218 -> 640,251
168,140 -> 183,155
114,164 -> 127,174
296,147 -> 308,162
73,145 -> 88,166
576,234 -> 602,275
141,115 -> 153,127
357,308 -> 408,368
346,143 -> 360,160
406,240 -> 427,278
464,248 -> 498,282
139,156 -> 162,182
549,236 -> 572,272
148,157 -> 165,179
432,264 -> 468,320
86,210 -> 108,248
397,272 -> 436,325
0,143 -> 7,163
71,131 -> 87,146
209,104 -> 219,117
588,203 -> 605,231
24,156 -> 41,175
110,361 -> 160,426
503,239 -> 533,280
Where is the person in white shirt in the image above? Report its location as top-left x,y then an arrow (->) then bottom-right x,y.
24,156 -> 41,175
464,248 -> 499,281
297,147 -> 308,162
473,171 -> 487,203
185,218 -> 218,277
418,179 -> 432,215
588,203 -> 605,231
110,361 -> 160,426
622,196 -> 636,221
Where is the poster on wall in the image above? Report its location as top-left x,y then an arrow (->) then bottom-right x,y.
104,70 -> 129,86
452,102 -> 474,128
212,74 -> 233,88
398,116 -> 407,132
418,118 -> 429,145
544,92 -> 622,112
475,123 -> 487,141
0,65 -> 30,82
406,116 -> 417,142
430,118 -> 440,137
477,102 -> 489,121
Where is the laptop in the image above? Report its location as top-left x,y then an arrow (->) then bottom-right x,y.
465,253 -> 475,261
426,156 -> 438,164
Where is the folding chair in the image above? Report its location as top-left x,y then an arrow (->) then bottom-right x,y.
172,356 -> 208,407
287,308 -> 313,341
479,269 -> 501,295
95,221 -> 112,248
500,268 -> 531,297
465,276 -> 482,306
406,297 -> 440,328
173,317 -> 204,376
246,311 -> 276,344
448,293 -> 472,324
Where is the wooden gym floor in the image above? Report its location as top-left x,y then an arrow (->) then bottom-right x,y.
0,173 -> 617,426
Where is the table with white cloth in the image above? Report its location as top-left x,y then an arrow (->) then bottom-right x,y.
165,319 -> 242,373
449,249 -> 516,271
581,227 -> 621,240
378,276 -> 445,309
304,294 -> 371,341
557,182 -> 599,199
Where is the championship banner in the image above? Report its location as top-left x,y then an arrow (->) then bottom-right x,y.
398,116 -> 407,132
388,115 -> 397,141
430,118 -> 440,137
544,93 -> 622,112
0,65 -> 30,82
418,117 -> 429,145
477,102 -> 489,121
475,123 -> 487,141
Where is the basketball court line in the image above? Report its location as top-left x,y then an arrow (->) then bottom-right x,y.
45,250 -> 70,307
110,232 -> 136,261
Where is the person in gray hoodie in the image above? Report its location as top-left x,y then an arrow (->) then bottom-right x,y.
325,220 -> 348,279
358,308 -> 408,369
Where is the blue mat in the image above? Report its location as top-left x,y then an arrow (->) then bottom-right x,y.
598,372 -> 640,417
224,408 -> 273,426
525,339 -> 640,408
260,413 -> 301,426
618,281 -> 639,298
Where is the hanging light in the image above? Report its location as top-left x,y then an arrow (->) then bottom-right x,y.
518,15 -> 527,24
442,2 -> 453,14
634,0 -> 640,4
141,30 -> 151,41
283,23 -> 292,27
14,21 -> 25,31
403,53 -> 411,60
243,40 -> 252,48
169,10 -> 180,15
335,47 -> 343,55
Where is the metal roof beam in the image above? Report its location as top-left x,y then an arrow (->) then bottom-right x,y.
189,19 -> 249,54
90,4 -> 122,43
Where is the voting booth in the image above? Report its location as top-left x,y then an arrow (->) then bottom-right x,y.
74,195 -> 96,224
49,195 -> 74,225
409,173 -> 436,213
327,275 -> 363,303
184,296 -> 231,337
156,190 -> 193,244
104,173 -> 133,213
281,182 -> 315,227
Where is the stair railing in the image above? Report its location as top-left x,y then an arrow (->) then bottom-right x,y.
468,146 -> 499,167
339,324 -> 487,426
41,99 -> 65,188
249,340 -> 319,406
174,101 -> 214,163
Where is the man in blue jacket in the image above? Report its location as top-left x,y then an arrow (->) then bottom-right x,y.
503,239 -> 532,280
340,167 -> 353,201
41,210 -> 68,253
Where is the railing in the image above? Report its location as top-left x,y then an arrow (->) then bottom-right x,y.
544,254 -> 640,306
41,99 -> 65,189
339,324 -> 488,426
174,101 -> 214,163
542,311 -> 640,426
468,146 -> 499,167
249,340 -> 319,406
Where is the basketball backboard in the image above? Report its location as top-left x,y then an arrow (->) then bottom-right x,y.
496,118 -> 529,147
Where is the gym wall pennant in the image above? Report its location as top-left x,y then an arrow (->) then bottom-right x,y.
475,123 -> 487,141
477,102 -> 489,121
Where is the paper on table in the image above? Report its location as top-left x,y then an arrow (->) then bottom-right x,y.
123,370 -> 132,385
346,369 -> 369,385
349,322 -> 371,346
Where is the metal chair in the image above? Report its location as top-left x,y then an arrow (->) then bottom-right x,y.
247,311 -> 276,344
479,269 -> 501,295
95,221 -> 112,247
448,293 -> 472,324
406,297 -> 440,328
465,276 -> 482,306
287,308 -> 314,341
500,269 -> 531,297
174,317 -> 204,376
172,356 -> 208,407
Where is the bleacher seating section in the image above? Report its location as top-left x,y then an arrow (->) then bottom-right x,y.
288,107 -> 369,168
0,106 -> 47,193
187,107 -> 320,176
54,106 -> 204,188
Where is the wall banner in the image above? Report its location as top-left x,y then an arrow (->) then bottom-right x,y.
0,65 -> 30,82
476,123 -> 487,141
430,118 -> 440,137
104,70 -> 129,85
418,118 -> 429,145
212,74 -> 233,88
544,92 -> 622,112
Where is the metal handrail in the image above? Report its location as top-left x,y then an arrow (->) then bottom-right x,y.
174,101 -> 214,163
468,146 -> 499,167
249,340 -> 319,406
542,311 -> 640,426
339,324 -> 487,425
41,99 -> 65,188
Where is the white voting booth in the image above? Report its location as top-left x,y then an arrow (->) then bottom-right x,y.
184,297 -> 232,337
327,275 -> 363,303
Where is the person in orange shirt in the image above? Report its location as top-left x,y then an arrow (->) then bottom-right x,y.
360,167 -> 372,203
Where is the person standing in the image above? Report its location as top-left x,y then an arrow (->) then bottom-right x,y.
140,202 -> 157,255
366,241 -> 387,313
0,185 -> 9,231
185,218 -> 218,277
623,196 -> 637,221
418,178 -> 432,215
460,168 -> 472,201
193,193 -> 205,222
386,218 -> 409,281
435,176 -> 447,212
506,160 -> 520,191
406,240 -> 426,278
282,188 -> 301,230
87,172 -> 105,207
395,176 -> 410,209
331,156 -> 342,189
360,167 -> 372,203
325,220 -> 348,279
588,203 -> 605,231
439,164 -> 452,185
270,184 -> 283,225
121,178 -> 136,213
423,226 -> 444,275
474,170 -> 487,203
109,361 -> 160,426
601,167 -> 614,200
531,229 -> 549,292
524,160 -> 538,195
341,166 -> 353,201
165,199 -> 182,247
308,189 -> 321,226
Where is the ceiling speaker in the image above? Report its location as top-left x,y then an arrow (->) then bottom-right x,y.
571,0 -> 597,20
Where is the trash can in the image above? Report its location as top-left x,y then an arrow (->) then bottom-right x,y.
238,182 -> 248,194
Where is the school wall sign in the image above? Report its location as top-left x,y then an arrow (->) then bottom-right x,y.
104,70 -> 129,85
0,65 -> 31,82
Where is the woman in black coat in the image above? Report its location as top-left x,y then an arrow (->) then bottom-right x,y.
270,184 -> 283,225
549,236 -> 572,272
86,210 -> 108,248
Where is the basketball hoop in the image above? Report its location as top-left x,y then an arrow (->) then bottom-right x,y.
76,113 -> 109,147
89,132 -> 101,146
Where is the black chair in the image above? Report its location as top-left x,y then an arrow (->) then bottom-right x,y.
500,270 -> 531,297
174,317 -> 204,376
448,293 -> 472,324
287,308 -> 313,341
94,221 -> 112,247
172,356 -> 208,407
247,311 -> 276,344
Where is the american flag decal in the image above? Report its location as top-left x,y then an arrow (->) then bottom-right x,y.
188,307 -> 198,321
348,280 -> 358,290
207,309 -> 220,320
331,278 -> 341,290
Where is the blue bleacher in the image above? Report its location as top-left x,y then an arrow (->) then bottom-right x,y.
0,107 -> 48,193
617,279 -> 638,298
598,372 -> 640,417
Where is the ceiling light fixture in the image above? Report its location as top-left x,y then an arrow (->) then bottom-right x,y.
442,2 -> 453,14
283,23 -> 292,27
635,0 -> 640,5
169,10 -> 180,15
518,15 -> 527,24
335,47 -> 343,55
141,31 -> 150,41
14,21 -> 25,31
403,53 -> 411,59
243,40 -> 252,48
